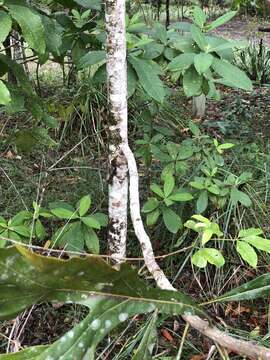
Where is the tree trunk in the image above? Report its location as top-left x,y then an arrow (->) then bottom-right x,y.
192,94 -> 206,120
105,0 -> 128,265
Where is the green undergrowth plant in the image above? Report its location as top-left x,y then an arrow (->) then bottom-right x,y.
235,38 -> 270,85
184,215 -> 270,269
0,195 -> 108,254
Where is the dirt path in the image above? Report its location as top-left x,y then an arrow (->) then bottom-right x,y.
213,18 -> 270,45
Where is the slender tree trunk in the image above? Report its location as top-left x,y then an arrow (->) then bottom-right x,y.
157,0 -> 161,20
165,0 -> 170,28
192,94 -> 206,120
105,0 -> 128,264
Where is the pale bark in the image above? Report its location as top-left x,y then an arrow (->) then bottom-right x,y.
192,94 -> 206,119
105,0 -> 128,264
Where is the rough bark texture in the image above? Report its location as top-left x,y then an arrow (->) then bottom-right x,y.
105,0 -> 128,264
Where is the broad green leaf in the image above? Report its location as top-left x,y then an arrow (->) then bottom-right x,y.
192,214 -> 210,223
12,225 -> 30,238
146,209 -> 160,226
0,11 -> 12,43
132,312 -> 157,360
196,190 -> 208,213
212,58 -> 252,91
217,143 -> 234,150
189,120 -> 201,136
81,216 -> 101,230
230,188 -> 252,207
0,246 -> 203,320
150,183 -> 164,198
183,66 -> 202,97
190,24 -> 207,51
208,40 -> 246,53
162,208 -> 181,234
83,226 -> 99,254
142,198 -> 160,213
206,11 -> 237,31
244,236 -> 270,253
167,53 -> 195,72
50,208 -> 79,220
35,219 -> 46,240
128,56 -> 165,103
0,80 -> 11,105
201,229 -> 213,245
171,36 -> 195,53
192,249 -> 207,268
168,191 -> 193,202
163,173 -> 175,197
8,5 -> 46,54
194,53 -> 213,74
78,195 -> 91,217
236,240 -> 257,268
192,6 -> 206,28
153,23 -> 167,44
41,15 -> 63,57
239,228 -> 263,238
77,50 -> 106,69
0,345 -> 48,359
203,248 -> 225,267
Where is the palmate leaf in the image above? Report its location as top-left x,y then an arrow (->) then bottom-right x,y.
0,247 -> 204,359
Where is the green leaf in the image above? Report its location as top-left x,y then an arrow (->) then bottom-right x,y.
189,120 -> 201,136
0,246 -> 203,320
163,173 -> 175,197
132,312 -> 157,360
183,66 -> 202,97
162,208 -> 181,234
230,188 -> 252,207
196,191 -> 208,213
167,53 -> 195,72
0,80 -> 11,105
206,11 -> 237,31
0,345 -> 48,359
146,209 -> 160,226
83,226 -> 99,254
81,216 -> 101,230
35,219 -> 46,241
0,11 -> 12,43
217,143 -> 234,150
192,6 -> 206,28
142,198 -> 160,213
128,64 -> 138,98
203,248 -> 225,267
91,213 -> 108,227
150,183 -> 164,198
12,225 -> 30,238
201,229 -> 213,245
78,195 -> 91,217
128,56 -> 165,103
217,272 -> 270,302
236,240 -> 257,268
168,191 -> 193,202
50,208 -> 79,220
8,5 -> 46,54
190,24 -> 207,51
239,228 -> 263,238
244,236 -> 270,253
212,58 -> 252,91
194,53 -> 213,74
192,249 -> 207,268
77,50 -> 106,69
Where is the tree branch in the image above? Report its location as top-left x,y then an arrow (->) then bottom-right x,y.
122,143 -> 270,360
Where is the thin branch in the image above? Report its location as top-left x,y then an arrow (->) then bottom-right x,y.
122,143 -> 270,360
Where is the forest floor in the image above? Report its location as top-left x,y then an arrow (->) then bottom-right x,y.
2,14 -> 270,360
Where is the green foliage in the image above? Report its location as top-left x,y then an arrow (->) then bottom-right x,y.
235,39 -> 270,85
167,7 -> 252,98
0,246 -> 204,357
142,173 -> 193,233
